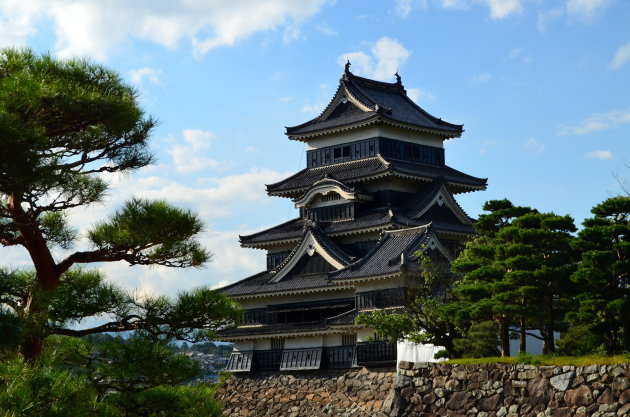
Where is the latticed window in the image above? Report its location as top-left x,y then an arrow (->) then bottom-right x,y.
271,338 -> 285,350
342,333 -> 357,346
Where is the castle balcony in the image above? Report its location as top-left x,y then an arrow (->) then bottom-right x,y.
225,342 -> 395,373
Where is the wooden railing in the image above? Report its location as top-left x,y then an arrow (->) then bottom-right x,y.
225,351 -> 253,372
324,346 -> 355,369
254,349 -> 282,371
280,348 -> 323,371
355,341 -> 396,366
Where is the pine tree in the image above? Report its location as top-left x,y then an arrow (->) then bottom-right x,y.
570,196 -> 630,354
0,48 -> 240,360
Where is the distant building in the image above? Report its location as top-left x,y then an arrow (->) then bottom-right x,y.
217,64 -> 486,372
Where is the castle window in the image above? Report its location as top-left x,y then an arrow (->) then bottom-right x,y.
271,339 -> 285,350
342,334 -> 357,346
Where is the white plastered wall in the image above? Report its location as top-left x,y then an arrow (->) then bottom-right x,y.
285,335 -> 324,349
238,289 -> 355,310
306,125 -> 444,150
354,276 -> 406,292
233,341 -> 255,351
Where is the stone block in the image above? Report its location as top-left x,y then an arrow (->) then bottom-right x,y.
445,391 -> 472,410
478,393 -> 502,411
551,408 -> 573,417
550,372 -> 575,392
564,385 -> 594,407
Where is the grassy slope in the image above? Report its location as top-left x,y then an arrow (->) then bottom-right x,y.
446,354 -> 630,366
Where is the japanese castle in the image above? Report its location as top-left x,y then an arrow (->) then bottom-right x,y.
219,63 -> 486,372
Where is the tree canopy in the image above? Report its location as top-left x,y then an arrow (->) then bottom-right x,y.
567,196 -> 630,354
0,48 -> 240,360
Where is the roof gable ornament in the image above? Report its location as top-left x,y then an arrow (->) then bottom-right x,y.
293,177 -> 373,208
269,227 -> 351,283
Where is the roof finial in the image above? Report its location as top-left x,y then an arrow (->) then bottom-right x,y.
395,70 -> 402,85
345,59 -> 351,74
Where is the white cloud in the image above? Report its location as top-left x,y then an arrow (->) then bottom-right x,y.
483,0 -> 523,19
536,8 -> 564,32
167,129 -> 233,173
283,24 -> 302,44
585,150 -> 613,160
0,0 -> 331,60
566,0 -> 611,23
338,37 -> 411,82
302,101 -> 326,114
609,42 -> 630,70
394,0 -> 428,18
301,83 -> 330,114
278,96 -> 293,102
441,0 -> 470,10
316,22 -> 338,36
472,72 -> 492,84
508,47 -> 532,63
557,109 -> 630,135
129,67 -> 163,85
508,48 -> 524,59
407,88 -> 435,103
524,138 -> 544,154
476,139 -> 501,155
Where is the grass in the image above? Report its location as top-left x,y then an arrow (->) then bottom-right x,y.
446,353 -> 630,367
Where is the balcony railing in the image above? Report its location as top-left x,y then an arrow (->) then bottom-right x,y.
280,348 -> 323,371
225,351 -> 253,372
254,349 -> 282,371
324,346 -> 355,369
226,341 -> 395,372
355,341 -> 396,366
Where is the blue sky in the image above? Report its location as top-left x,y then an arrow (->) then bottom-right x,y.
1,0 -> 629,295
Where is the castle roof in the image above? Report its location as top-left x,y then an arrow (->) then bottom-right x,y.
266,155 -> 487,197
286,67 -> 463,140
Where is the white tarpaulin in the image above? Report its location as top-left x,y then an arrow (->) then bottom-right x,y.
396,340 -> 446,366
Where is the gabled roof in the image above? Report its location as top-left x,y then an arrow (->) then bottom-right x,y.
403,178 -> 474,225
330,225 -> 452,282
222,224 -> 457,298
220,270 -> 336,298
286,66 -> 463,140
293,177 -> 372,208
223,224 -> 354,298
240,207 -> 429,249
265,155 -> 487,197
268,223 -> 353,282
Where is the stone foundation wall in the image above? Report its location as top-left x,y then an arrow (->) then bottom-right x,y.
216,363 -> 630,417
395,361 -> 630,417
215,368 -> 396,417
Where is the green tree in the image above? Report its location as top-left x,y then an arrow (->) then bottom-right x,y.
0,48 -> 240,360
498,212 -> 577,353
357,250 -> 467,357
569,196 -> 630,354
451,199 -> 534,356
452,200 -> 577,355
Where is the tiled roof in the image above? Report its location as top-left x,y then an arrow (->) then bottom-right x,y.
266,157 -> 387,195
266,156 -> 487,196
220,271 -> 334,297
286,70 -> 462,138
331,226 -> 431,281
217,321 -> 330,338
240,208 -> 400,247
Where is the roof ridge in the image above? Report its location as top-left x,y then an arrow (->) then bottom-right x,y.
383,223 -> 432,237
239,217 -> 300,242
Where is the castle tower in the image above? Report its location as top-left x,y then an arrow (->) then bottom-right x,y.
218,65 -> 486,372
